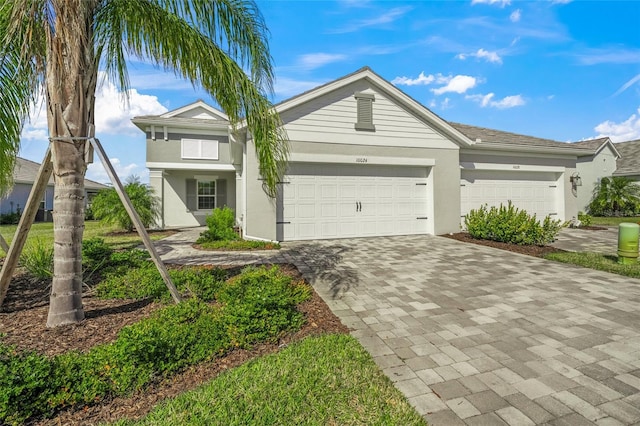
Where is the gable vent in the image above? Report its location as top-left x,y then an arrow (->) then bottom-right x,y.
354,92 -> 375,131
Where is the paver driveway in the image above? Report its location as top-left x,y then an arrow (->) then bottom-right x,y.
159,230 -> 640,425
287,235 -> 640,426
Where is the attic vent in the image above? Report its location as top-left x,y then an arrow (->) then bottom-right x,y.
354,92 -> 375,131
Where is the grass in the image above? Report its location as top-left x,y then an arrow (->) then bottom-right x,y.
113,334 -> 426,426
0,221 -> 174,256
544,251 -> 640,279
590,216 -> 640,226
195,239 -> 280,251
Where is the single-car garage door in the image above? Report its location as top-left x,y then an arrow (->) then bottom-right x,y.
277,163 -> 430,241
461,170 -> 561,225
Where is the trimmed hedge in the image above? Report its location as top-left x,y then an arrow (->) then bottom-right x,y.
464,201 -> 563,246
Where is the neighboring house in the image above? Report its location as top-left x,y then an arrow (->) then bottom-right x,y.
613,139 -> 640,181
0,157 -> 108,220
133,67 -> 625,241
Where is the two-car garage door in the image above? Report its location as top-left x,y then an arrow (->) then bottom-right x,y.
277,163 -> 430,241
461,170 -> 561,224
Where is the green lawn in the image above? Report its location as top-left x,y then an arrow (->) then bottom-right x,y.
544,251 -> 640,279
590,216 -> 640,226
114,334 -> 426,426
0,221 -> 174,256
195,239 -> 280,251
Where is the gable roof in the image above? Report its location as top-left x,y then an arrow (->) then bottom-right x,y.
273,66 -> 475,148
160,99 -> 229,121
571,137 -> 621,157
450,122 -> 594,155
613,139 -> 640,177
13,157 -> 107,190
132,100 -> 229,134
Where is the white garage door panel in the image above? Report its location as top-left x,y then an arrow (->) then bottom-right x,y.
461,170 -> 560,224
278,163 -> 430,241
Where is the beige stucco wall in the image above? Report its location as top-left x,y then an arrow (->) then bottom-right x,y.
146,132 -> 231,165
576,147 -> 619,213
149,169 -> 236,228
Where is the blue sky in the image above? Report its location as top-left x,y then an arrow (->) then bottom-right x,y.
19,0 -> 640,184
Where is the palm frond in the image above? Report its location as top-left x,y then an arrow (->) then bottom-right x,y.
0,1 -> 45,196
95,0 -> 287,195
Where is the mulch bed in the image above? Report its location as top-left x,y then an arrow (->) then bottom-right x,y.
441,232 -> 566,257
0,263 -> 348,425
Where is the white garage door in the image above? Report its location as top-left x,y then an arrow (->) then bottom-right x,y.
277,163 -> 430,241
461,170 -> 560,225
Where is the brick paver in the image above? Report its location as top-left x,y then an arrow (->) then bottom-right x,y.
158,229 -> 640,425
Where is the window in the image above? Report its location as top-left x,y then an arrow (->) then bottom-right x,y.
181,138 -> 218,160
197,181 -> 216,210
354,92 -> 375,131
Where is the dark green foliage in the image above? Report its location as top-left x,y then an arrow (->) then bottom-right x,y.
588,176 -> 640,217
95,264 -> 228,302
218,266 -> 311,347
465,202 -> 564,246
82,238 -> 114,270
0,212 -> 20,225
198,207 -> 239,242
91,176 -> 160,232
0,266 -> 311,424
197,239 -> 280,251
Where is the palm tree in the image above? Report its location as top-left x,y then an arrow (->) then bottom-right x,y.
0,0 -> 288,327
589,176 -> 640,216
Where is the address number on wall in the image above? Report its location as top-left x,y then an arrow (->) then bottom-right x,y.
356,158 -> 368,163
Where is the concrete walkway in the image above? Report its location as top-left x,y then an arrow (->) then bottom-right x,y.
157,229 -> 640,425
551,227 -> 620,256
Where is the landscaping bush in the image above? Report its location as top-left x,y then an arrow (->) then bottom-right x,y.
464,201 -> 563,245
588,176 -> 640,217
20,239 -> 53,280
198,207 -> 238,242
82,237 -> 114,270
0,211 -> 20,225
91,175 -> 160,231
0,266 -> 311,424
577,212 -> 592,227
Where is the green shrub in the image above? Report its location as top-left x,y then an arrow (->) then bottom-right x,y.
218,266 -> 311,347
82,238 -> 114,270
577,212 -> 592,227
0,266 -> 311,424
588,176 -> 640,217
0,344 -> 55,424
0,212 -> 20,225
198,207 -> 238,242
96,265 -> 228,302
20,239 -> 53,280
464,201 -> 563,246
91,176 -> 159,231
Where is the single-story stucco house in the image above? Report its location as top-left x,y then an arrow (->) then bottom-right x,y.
132,67 -> 639,241
0,157 -> 108,221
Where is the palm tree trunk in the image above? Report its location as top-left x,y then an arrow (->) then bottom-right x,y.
45,0 -> 98,327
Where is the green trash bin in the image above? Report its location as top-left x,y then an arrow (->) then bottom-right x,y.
618,223 -> 639,265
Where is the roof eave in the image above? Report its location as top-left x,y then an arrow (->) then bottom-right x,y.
466,142 -> 591,156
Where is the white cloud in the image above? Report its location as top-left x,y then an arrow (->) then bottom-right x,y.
612,73 -> 640,97
471,0 -> 510,7
432,75 -> 478,95
297,53 -> 348,70
392,72 -> 446,86
467,93 -> 525,108
510,9 -> 521,22
274,77 -> 323,98
575,47 -> 640,65
21,77 -> 167,142
86,158 -> 148,184
440,98 -> 452,110
551,0 -> 572,4
330,6 -> 412,33
457,48 -> 502,64
94,79 -> 167,136
593,108 -> 640,142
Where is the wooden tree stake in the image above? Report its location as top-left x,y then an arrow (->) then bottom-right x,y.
0,233 -> 8,253
0,149 -> 53,308
89,138 -> 182,303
